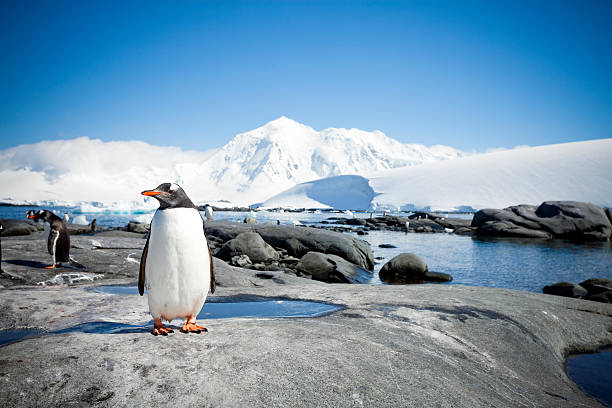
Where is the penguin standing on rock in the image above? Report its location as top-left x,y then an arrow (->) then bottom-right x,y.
26,209 -> 72,269
204,204 -> 213,222
139,183 -> 216,336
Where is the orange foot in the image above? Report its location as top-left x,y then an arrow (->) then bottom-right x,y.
44,264 -> 57,269
152,317 -> 174,336
181,316 -> 207,334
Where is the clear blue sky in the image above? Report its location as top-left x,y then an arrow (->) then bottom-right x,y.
1,0 -> 611,151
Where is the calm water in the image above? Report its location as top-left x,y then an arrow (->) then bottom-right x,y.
2,205 -> 610,293
567,348 -> 612,407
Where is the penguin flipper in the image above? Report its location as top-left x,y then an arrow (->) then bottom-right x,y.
139,235 -> 150,296
208,240 -> 216,294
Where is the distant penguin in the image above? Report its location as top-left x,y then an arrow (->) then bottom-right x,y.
204,204 -> 214,222
64,212 -> 69,223
405,221 -> 410,233
90,219 -> 97,232
139,183 -> 216,336
26,209 -> 71,268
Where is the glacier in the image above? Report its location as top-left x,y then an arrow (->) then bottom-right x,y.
262,139 -> 612,211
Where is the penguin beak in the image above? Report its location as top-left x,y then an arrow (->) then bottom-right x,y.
27,215 -> 36,219
141,190 -> 168,196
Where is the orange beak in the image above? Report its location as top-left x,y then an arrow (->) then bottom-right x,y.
27,215 -> 36,219
141,190 -> 167,196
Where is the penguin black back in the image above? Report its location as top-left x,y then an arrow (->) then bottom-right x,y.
28,209 -> 70,263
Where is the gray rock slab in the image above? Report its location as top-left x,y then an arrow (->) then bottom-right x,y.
0,283 -> 611,407
216,231 -> 280,263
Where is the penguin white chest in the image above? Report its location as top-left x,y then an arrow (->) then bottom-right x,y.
145,208 -> 211,321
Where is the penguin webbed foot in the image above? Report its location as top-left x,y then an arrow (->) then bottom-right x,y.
181,322 -> 208,334
152,317 -> 174,336
44,264 -> 59,269
152,327 -> 174,336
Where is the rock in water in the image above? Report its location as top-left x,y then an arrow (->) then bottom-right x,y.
472,201 -> 612,241
542,282 -> 588,298
579,278 -> 612,296
216,231 -> 280,263
296,252 -> 372,284
379,253 -> 428,284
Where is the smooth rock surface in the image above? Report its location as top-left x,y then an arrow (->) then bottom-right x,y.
295,251 -> 372,283
0,281 -> 611,407
543,282 -> 588,298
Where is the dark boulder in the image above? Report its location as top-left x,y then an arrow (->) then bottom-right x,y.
0,219 -> 42,236
126,221 -> 148,234
578,278 -> 612,296
585,291 -> 612,304
542,282 -> 587,298
205,221 -> 374,270
296,252 -> 371,284
472,201 -> 611,241
216,231 -> 280,263
477,221 -> 551,239
379,253 -> 428,284
379,244 -> 397,249
423,271 -> 453,282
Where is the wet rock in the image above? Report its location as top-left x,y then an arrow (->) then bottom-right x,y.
423,271 -> 453,282
378,244 -> 397,248
296,251 -> 372,284
542,282 -> 588,298
453,226 -> 476,236
379,253 -> 429,284
477,221 -> 551,239
216,231 -> 280,263
243,217 -> 258,224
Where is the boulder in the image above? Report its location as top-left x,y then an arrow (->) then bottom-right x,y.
378,244 -> 397,248
585,291 -> 612,304
216,231 -> 280,263
542,282 -> 587,298
243,217 -> 259,225
0,219 -> 42,236
423,271 -> 453,282
477,221 -> 551,239
578,278 -> 612,296
296,252 -> 371,284
205,221 -> 374,270
472,202 -> 612,241
379,253 -> 429,284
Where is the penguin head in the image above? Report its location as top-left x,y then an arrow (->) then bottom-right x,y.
141,183 -> 195,209
26,209 -> 51,222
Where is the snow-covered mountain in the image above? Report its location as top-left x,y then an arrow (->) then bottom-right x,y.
0,117 -> 464,206
200,116 -> 464,202
262,139 -> 612,211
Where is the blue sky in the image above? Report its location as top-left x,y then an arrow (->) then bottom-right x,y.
1,0 -> 611,151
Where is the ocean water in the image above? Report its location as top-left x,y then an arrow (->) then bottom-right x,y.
1,205 -> 609,293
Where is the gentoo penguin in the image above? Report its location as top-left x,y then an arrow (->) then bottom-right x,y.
63,212 -> 70,223
90,219 -> 97,232
139,183 -> 216,336
204,204 -> 213,222
26,209 -> 71,268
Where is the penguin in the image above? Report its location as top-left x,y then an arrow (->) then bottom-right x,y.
26,209 -> 71,269
139,182 -> 216,336
63,212 -> 70,223
90,219 -> 97,232
204,204 -> 213,222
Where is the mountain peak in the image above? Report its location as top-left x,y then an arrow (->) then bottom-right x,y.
264,116 -> 304,128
